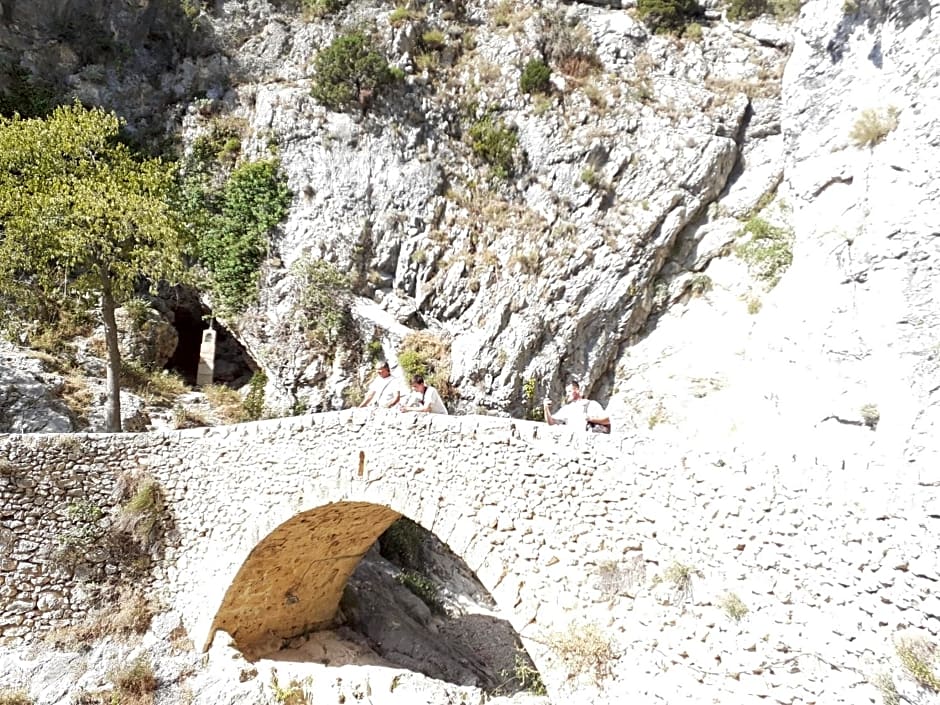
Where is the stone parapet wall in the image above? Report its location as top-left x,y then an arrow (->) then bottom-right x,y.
1,410 -> 937,704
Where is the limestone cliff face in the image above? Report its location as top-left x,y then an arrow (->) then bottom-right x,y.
607,0 -> 939,481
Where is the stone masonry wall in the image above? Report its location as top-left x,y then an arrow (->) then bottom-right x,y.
1,411 -> 937,704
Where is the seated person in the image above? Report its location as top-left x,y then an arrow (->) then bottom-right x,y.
359,360 -> 401,409
543,380 -> 610,433
399,374 -> 448,414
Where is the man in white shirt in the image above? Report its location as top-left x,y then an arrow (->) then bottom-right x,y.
400,374 -> 448,414
359,361 -> 400,409
543,380 -> 610,433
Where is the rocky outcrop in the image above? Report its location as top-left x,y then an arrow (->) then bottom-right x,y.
607,0 -> 940,481
0,343 -> 74,433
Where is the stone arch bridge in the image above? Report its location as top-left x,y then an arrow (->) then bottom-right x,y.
1,411 -> 634,697
1,410 -> 936,704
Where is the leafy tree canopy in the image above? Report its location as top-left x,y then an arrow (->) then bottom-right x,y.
311,31 -> 393,111
0,102 -> 191,430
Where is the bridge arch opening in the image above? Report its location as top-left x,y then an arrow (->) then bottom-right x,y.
207,501 -> 542,694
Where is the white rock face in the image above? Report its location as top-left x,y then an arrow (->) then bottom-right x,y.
0,343 -> 74,433
609,0 -> 940,484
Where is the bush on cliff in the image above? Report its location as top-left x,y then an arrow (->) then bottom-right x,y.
637,0 -> 704,34
311,32 -> 393,111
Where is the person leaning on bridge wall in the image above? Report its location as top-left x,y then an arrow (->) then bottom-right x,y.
543,379 -> 611,433
359,360 -> 401,409
399,374 -> 448,414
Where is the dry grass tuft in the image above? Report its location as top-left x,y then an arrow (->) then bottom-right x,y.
204,384 -> 248,424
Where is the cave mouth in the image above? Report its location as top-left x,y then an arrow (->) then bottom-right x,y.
211,504 -> 543,697
163,298 -> 254,388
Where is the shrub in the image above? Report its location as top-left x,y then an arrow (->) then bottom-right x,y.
293,257 -> 353,352
685,21 -> 703,39
689,273 -> 712,296
734,216 -> 793,288
388,6 -> 420,26
850,107 -> 899,148
519,59 -> 552,94
398,330 -> 453,398
468,114 -> 518,178
111,656 -> 157,700
114,476 -> 165,550
655,561 -> 701,602
720,592 -> 749,621
534,10 -> 600,78
499,650 -> 546,695
197,159 -> 291,315
870,672 -> 899,705
300,0 -> 348,19
548,622 -> 616,682
860,403 -> 880,429
243,371 -> 266,421
311,32 -> 392,111
397,570 -> 447,615
0,63 -> 55,119
637,0 -> 704,33
379,517 -> 425,568
727,0 -> 768,21
421,29 -> 447,50
0,689 -> 33,705
896,636 -> 940,692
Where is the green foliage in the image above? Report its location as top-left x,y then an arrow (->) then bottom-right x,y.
301,0 -> 349,18
520,59 -> 552,95
311,32 -> 393,111
468,113 -> 519,178
117,477 -> 164,549
896,636 -> 940,692
637,0 -> 704,33
244,371 -> 267,421
379,517 -> 425,568
734,216 -> 793,288
727,0 -> 767,20
293,258 -> 353,352
421,29 -> 447,50
0,64 -> 55,119
196,159 -> 290,315
366,340 -> 384,362
0,103 -> 190,430
522,377 -> 544,421
397,570 -> 447,615
850,107 -> 899,148
397,330 -> 453,399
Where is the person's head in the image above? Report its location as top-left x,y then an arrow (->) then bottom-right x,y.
567,379 -> 582,402
411,374 -> 426,391
376,361 -> 391,377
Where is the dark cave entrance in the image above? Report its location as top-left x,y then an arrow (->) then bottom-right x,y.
160,290 -> 255,388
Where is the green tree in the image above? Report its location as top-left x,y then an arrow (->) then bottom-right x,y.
0,103 -> 190,431
311,31 -> 393,111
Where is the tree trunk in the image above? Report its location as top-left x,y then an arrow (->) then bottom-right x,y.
100,279 -> 123,432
